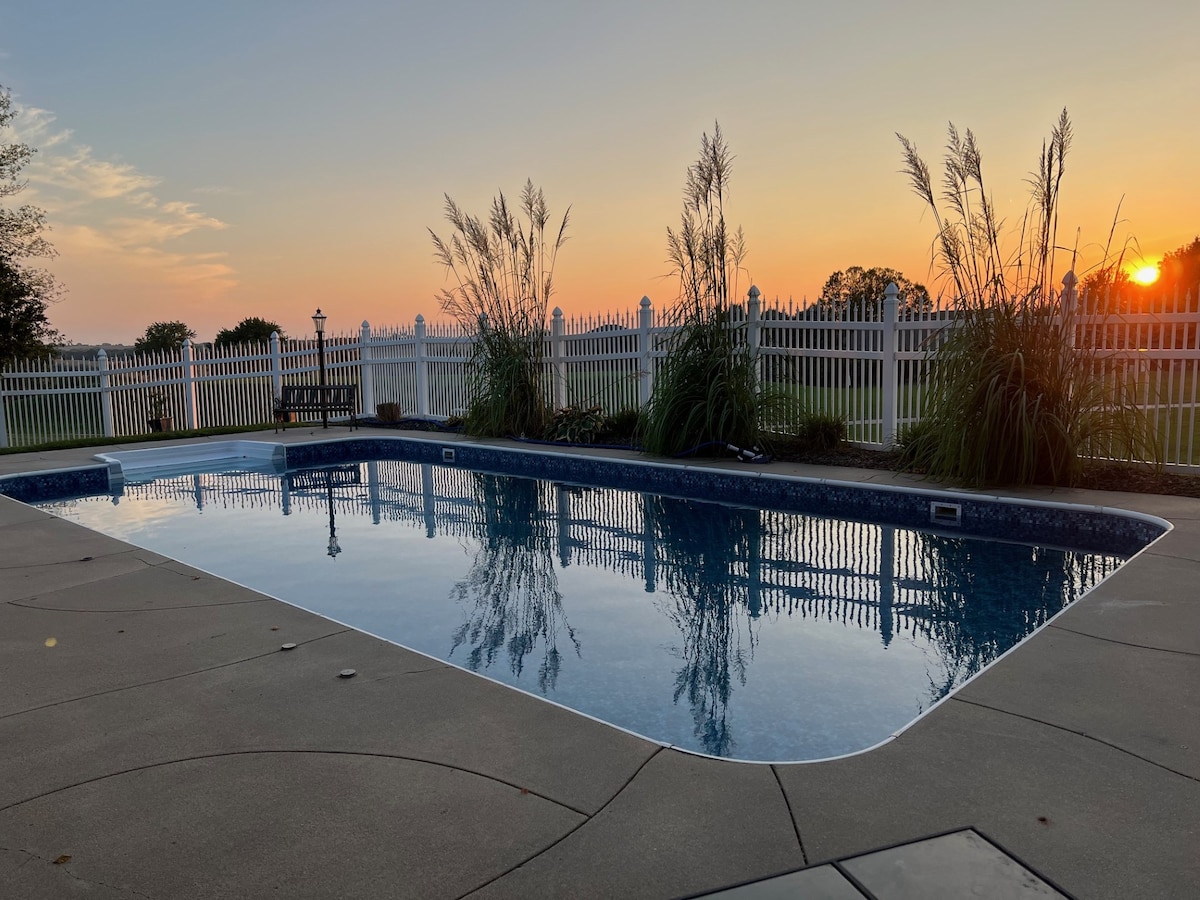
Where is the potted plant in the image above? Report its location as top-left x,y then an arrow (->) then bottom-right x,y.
273,394 -> 296,426
147,391 -> 174,432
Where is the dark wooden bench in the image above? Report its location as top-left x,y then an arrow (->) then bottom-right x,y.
276,384 -> 358,431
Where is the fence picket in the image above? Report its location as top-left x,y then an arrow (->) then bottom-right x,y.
4,277 -> 1200,467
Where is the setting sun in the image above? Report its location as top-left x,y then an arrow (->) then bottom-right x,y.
1132,265 -> 1160,285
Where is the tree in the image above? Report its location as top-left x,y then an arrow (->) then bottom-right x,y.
0,256 -> 61,360
1,84 -> 62,362
215,316 -> 286,346
814,266 -> 931,320
134,321 -> 196,354
1079,263 -> 1141,313
1158,236 -> 1200,304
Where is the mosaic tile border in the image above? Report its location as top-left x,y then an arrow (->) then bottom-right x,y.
0,465 -> 111,504
283,438 -> 1167,557
1,438 -> 1166,556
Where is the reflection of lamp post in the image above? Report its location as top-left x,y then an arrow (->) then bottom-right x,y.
312,308 -> 328,429
325,474 -> 341,558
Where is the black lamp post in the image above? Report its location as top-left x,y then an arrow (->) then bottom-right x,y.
312,308 -> 328,429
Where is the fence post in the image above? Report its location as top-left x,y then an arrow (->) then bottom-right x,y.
638,296 -> 654,409
880,283 -> 899,447
0,370 -> 8,448
550,307 -> 567,410
181,340 -> 198,430
1061,270 -> 1078,352
415,315 -> 430,417
359,320 -> 375,416
747,285 -> 762,385
270,332 -> 283,401
98,349 -> 114,437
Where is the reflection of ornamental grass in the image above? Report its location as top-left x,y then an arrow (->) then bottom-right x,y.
448,473 -> 578,694
895,110 -> 1160,486
646,494 -> 761,757
431,180 -> 569,439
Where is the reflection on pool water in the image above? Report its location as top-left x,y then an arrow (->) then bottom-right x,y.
41,459 -> 1124,761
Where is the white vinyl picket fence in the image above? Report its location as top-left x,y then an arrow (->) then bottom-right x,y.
4,274 -> 1200,467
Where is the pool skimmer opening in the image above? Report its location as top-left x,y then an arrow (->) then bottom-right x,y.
930,502 -> 963,526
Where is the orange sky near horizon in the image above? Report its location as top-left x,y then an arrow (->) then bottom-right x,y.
3,2 -> 1197,345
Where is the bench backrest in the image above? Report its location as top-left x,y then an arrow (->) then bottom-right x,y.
280,384 -> 356,408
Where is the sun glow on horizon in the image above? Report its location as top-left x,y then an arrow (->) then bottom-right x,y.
1132,265 -> 1160,286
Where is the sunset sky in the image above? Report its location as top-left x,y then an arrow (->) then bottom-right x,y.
2,1 -> 1198,345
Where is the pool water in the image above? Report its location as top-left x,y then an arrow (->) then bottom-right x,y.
41,459 -> 1124,761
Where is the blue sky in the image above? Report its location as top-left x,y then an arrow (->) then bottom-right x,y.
2,1 -> 1198,342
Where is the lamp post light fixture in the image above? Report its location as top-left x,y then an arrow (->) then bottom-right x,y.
312,308 -> 328,429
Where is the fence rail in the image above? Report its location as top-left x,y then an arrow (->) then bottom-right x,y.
4,274 -> 1200,467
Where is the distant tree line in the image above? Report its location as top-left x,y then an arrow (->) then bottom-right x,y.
131,317 -> 288,354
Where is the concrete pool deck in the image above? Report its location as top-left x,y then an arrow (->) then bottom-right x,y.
1,427 -> 1197,899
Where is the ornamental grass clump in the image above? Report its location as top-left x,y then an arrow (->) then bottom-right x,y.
895,110 -> 1159,486
431,180 -> 569,438
641,124 -> 778,457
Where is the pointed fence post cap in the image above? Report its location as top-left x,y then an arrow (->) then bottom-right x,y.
640,296 -> 651,307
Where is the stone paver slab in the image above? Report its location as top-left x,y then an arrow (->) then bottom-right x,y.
467,749 -> 803,900
692,864 -> 866,898
776,700 -> 1200,900
841,829 -> 1068,899
0,751 -> 583,900
958,626 -> 1200,778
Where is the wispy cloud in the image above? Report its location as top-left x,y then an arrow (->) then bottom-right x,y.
56,223 -> 236,299
3,101 -> 235,296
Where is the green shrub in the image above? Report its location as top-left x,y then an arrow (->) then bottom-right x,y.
793,412 -> 845,452
547,405 -> 606,444
601,407 -> 641,443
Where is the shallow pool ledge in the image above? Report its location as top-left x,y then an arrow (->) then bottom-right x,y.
93,439 -> 286,482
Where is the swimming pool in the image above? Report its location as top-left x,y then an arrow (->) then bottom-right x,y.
15,438 -> 1164,762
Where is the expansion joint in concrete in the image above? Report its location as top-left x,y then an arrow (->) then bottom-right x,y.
0,629 -> 353,722
454,745 -> 666,900
770,764 -> 808,865
0,749 -> 593,821
951,696 -> 1200,784
1048,622 -> 1200,658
